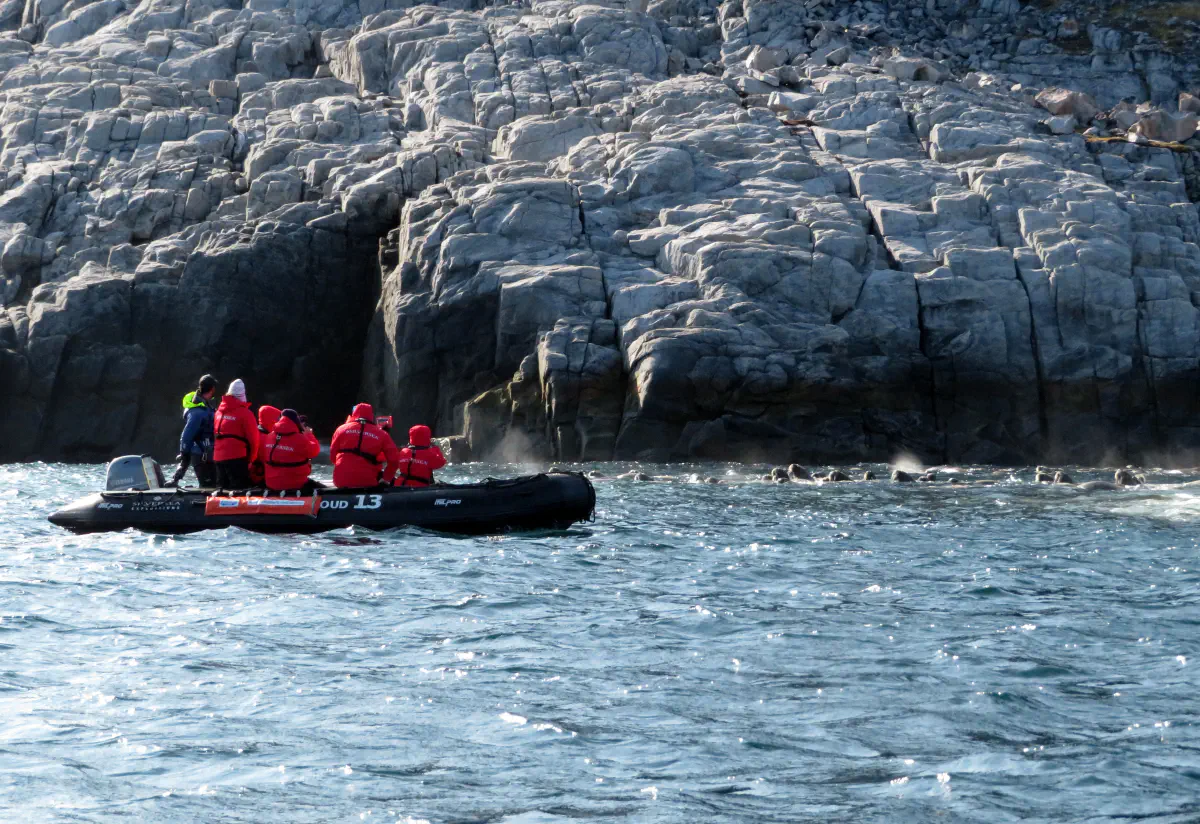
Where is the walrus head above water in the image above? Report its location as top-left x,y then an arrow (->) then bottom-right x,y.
1114,468 -> 1141,486
787,464 -> 811,481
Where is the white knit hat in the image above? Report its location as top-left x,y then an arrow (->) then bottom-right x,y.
227,378 -> 247,402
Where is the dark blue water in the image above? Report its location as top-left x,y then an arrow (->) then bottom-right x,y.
3,462 -> 1200,822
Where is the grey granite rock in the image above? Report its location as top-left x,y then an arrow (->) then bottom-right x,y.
0,0 -> 1198,468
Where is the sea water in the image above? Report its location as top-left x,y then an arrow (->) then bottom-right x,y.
2,462 -> 1199,822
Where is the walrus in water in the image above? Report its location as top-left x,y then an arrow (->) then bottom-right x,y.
862,471 -> 876,481
1114,468 -> 1142,486
823,469 -> 850,482
788,464 -> 812,481
1069,467 -> 1141,491
891,470 -> 915,482
1053,471 -> 1074,484
1078,480 -> 1120,491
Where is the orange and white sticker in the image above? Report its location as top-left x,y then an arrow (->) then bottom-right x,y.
204,496 -> 321,517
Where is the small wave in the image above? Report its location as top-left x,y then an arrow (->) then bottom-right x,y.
1106,492 -> 1200,522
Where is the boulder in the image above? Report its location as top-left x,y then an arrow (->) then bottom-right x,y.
882,57 -> 945,83
495,114 -> 603,163
1129,110 -> 1199,143
825,46 -> 850,66
1108,102 -> 1140,130
1034,88 -> 1100,123
746,46 -> 782,73
1045,114 -> 1076,135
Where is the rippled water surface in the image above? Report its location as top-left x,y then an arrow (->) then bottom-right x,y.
3,462 -> 1200,822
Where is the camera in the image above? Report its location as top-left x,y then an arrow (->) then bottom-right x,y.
376,415 -> 393,431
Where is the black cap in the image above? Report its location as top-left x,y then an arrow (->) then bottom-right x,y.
198,374 -> 217,394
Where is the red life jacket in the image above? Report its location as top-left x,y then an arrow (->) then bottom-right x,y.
249,405 -> 281,486
264,416 -> 320,491
397,424 -> 446,488
213,396 -> 260,462
331,404 -> 401,488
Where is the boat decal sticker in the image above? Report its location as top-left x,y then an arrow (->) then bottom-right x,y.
205,496 -> 321,517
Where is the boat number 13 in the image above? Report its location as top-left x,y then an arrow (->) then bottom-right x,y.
354,494 -> 382,510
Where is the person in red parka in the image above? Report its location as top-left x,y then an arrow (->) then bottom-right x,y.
248,405 -> 281,487
396,424 -> 446,488
264,408 -> 321,492
330,403 -> 401,489
213,379 -> 260,489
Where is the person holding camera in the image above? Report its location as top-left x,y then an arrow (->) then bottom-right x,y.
329,403 -> 401,489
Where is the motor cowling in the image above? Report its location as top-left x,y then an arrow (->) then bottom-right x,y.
105,455 -> 166,491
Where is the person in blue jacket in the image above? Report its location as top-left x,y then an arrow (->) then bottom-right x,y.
168,374 -> 218,487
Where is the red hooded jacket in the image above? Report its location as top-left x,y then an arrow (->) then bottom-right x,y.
248,405 -> 281,486
330,403 -> 402,488
213,395 -> 261,463
397,425 -> 446,487
263,413 -> 320,491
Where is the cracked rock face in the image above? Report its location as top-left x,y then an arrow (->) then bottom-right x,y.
1,0 -> 1199,464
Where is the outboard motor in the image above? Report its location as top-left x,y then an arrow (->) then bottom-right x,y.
105,455 -> 166,491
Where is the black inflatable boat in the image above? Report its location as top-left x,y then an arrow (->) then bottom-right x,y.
48,456 -> 596,536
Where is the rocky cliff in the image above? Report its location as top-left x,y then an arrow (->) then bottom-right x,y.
1,0 -> 1199,465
